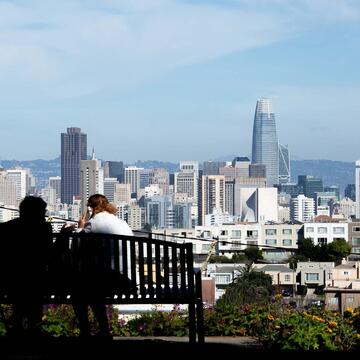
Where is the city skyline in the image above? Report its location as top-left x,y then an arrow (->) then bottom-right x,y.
0,1 -> 360,162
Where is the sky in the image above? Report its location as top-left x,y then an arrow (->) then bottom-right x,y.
0,0 -> 360,163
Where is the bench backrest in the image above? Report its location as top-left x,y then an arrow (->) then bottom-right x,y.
48,233 -> 197,304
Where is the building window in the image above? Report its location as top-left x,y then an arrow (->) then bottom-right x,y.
318,227 -> 328,234
346,297 -> 354,303
265,239 -> 277,246
282,239 -> 292,246
306,227 -> 314,233
318,238 -> 327,245
231,230 -> 241,238
215,274 -> 231,284
352,226 -> 360,232
247,230 -> 258,238
343,271 -> 350,276
282,229 -> 292,235
202,244 -> 211,252
329,297 -> 338,305
352,237 -> 360,246
265,229 -> 277,235
333,227 -> 345,234
284,274 -> 291,282
220,230 -> 228,236
306,273 -> 319,281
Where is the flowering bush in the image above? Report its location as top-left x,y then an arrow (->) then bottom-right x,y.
2,300 -> 360,351
124,305 -> 188,337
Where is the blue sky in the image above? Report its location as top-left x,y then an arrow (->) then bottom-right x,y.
0,0 -> 359,163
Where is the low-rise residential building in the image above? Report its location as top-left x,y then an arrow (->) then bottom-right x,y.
296,261 -> 334,290
348,220 -> 360,259
303,221 -> 348,246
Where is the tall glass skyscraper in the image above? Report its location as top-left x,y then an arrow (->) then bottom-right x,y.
251,98 -> 279,186
279,143 -> 290,184
61,127 -> 87,204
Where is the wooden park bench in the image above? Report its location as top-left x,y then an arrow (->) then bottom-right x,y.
0,232 -> 204,343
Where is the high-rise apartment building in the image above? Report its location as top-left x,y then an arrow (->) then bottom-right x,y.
201,175 -> 225,225
356,160 -> 360,218
290,194 -> 315,222
61,127 -> 87,204
251,98 -> 279,186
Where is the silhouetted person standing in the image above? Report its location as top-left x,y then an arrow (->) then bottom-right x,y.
0,196 -> 53,336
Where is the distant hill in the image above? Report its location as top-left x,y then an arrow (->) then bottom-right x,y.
0,157 -> 355,195
291,160 -> 354,196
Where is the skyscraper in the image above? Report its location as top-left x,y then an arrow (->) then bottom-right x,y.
279,144 -> 290,184
61,127 -> 87,204
251,98 -> 279,186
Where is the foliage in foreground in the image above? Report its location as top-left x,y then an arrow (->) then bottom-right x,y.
2,301 -> 360,351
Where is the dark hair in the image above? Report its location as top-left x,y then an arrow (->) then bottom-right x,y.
87,194 -> 117,216
19,196 -> 47,221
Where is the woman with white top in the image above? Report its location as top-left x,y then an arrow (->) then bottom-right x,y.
75,194 -> 133,338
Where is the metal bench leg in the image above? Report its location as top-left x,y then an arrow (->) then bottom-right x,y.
188,302 -> 196,343
196,299 -> 205,344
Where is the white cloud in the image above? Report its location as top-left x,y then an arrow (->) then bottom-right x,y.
0,0 -> 358,104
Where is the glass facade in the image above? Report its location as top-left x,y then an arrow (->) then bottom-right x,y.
252,98 -> 279,186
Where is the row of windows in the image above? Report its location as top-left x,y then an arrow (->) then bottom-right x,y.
219,229 -> 294,237
265,239 -> 292,246
306,226 -> 345,234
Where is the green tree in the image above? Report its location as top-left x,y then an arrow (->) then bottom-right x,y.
217,265 -> 273,307
244,246 -> 263,264
297,238 -> 316,260
327,238 -> 352,265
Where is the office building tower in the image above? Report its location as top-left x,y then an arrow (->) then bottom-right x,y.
0,171 -> 17,207
80,150 -> 104,212
61,127 -> 87,204
225,179 -> 235,216
231,157 -> 250,176
149,168 -> 170,194
324,185 -> 340,201
249,164 -> 266,179
127,205 -> 145,230
345,184 -> 356,202
298,175 -> 323,200
251,98 -> 279,186
202,161 -> 226,176
139,169 -> 151,189
356,161 -> 360,218
279,144 -> 290,184
179,161 -> 199,174
6,168 -> 28,202
49,176 -> 61,201
114,183 -> 132,205
278,183 -> 303,198
104,177 -> 119,203
124,166 -> 143,195
103,161 -> 124,182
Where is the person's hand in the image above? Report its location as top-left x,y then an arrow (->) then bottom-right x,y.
78,215 -> 87,229
60,223 -> 76,233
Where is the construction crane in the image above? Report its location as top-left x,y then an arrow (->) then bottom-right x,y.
200,237 -> 218,272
